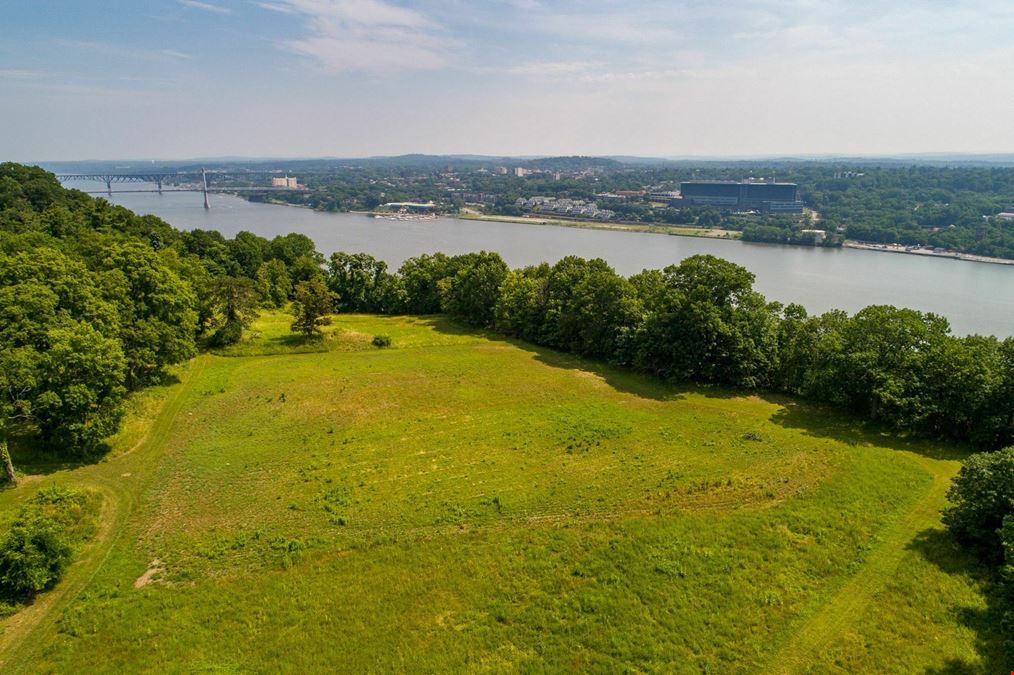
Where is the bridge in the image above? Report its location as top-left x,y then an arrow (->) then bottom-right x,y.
55,169 -> 303,209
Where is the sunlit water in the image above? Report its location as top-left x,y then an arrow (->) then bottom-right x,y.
72,182 -> 1014,337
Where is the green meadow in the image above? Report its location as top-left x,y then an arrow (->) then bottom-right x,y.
0,311 -> 1004,672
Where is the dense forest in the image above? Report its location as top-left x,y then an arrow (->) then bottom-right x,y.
1,162 -> 1011,632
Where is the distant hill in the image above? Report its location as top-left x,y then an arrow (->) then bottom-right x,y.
521,156 -> 623,171
36,151 -> 1014,175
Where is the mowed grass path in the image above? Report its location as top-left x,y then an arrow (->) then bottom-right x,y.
0,313 -> 1000,672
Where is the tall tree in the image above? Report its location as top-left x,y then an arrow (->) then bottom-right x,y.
628,255 -> 780,387
99,242 -> 198,385
399,253 -> 452,314
228,231 -> 271,279
327,252 -> 391,313
0,248 -> 126,455
291,280 -> 336,338
209,277 -> 261,346
438,251 -> 508,327
256,259 -> 291,307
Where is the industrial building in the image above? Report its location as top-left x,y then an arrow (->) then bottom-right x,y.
678,181 -> 803,213
271,176 -> 299,188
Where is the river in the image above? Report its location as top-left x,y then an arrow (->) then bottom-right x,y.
74,184 -> 1014,337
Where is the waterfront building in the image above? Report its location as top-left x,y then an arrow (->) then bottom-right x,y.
678,181 -> 803,213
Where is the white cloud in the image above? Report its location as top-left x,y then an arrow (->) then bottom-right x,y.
0,69 -> 47,80
178,0 -> 232,14
256,1 -> 296,12
58,40 -> 194,61
261,0 -> 450,73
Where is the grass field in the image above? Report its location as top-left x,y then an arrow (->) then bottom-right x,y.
0,311 -> 1005,672
456,212 -> 741,240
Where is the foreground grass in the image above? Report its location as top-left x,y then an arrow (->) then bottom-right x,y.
0,311 -> 1002,672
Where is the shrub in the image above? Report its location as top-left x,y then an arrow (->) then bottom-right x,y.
942,447 -> 1014,563
1001,516 -> 1014,654
0,486 -> 100,599
372,335 -> 392,348
0,516 -> 73,596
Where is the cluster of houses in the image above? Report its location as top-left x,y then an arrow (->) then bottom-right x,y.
514,196 -> 616,220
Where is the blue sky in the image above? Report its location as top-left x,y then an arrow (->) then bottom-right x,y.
3,0 -> 1014,160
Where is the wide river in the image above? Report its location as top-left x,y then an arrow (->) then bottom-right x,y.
78,184 -> 1014,337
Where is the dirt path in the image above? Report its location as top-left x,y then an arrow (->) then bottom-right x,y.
0,357 -> 206,672
763,453 -> 958,674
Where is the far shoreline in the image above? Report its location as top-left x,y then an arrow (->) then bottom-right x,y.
843,241 -> 1014,267
253,196 -> 1014,268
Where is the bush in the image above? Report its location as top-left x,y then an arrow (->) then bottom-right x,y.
372,335 -> 392,348
0,517 -> 73,596
0,485 -> 100,599
942,447 -> 1014,563
1001,516 -> 1014,653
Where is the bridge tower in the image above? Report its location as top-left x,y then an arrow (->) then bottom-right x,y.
105,177 -> 112,196
201,168 -> 211,209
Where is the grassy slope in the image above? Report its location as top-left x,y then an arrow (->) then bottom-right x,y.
0,311 -> 1001,672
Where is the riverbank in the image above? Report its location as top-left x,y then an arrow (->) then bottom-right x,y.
456,212 -> 741,240
238,196 -> 1013,267
78,184 -> 1014,337
844,241 -> 1014,266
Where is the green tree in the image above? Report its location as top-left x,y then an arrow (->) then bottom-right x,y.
628,255 -> 780,387
0,515 -> 72,596
182,229 -> 240,277
291,279 -> 336,338
399,253 -> 452,314
438,251 -> 508,327
943,447 -> 1014,563
228,231 -> 270,279
256,259 -> 292,307
99,242 -> 198,385
209,277 -> 261,347
327,252 -> 390,312
537,257 -> 639,358
568,266 -> 641,358
493,264 -> 550,340
270,233 -> 323,286
0,248 -> 126,454
628,268 -> 667,311
836,306 -> 951,425
1000,516 -> 1014,653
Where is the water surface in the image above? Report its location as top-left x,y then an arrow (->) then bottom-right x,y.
76,183 -> 1014,337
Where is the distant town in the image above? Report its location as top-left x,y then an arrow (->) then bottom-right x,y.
44,155 -> 1014,262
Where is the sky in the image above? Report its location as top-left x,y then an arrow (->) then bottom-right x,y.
3,0 -> 1014,160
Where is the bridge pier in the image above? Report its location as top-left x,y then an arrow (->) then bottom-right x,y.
201,169 -> 211,209
156,177 -> 163,195
105,178 -> 112,196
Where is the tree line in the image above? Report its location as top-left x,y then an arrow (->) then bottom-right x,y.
3,163 -> 1013,644
0,163 -> 329,480
3,162 -> 1012,470
324,249 -> 1014,451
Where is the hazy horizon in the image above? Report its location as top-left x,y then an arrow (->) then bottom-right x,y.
33,151 -> 1014,167
4,1 -> 1014,161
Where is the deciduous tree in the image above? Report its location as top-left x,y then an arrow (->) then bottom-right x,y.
291,279 -> 336,338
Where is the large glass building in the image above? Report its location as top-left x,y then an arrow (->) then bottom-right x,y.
678,181 -> 803,213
